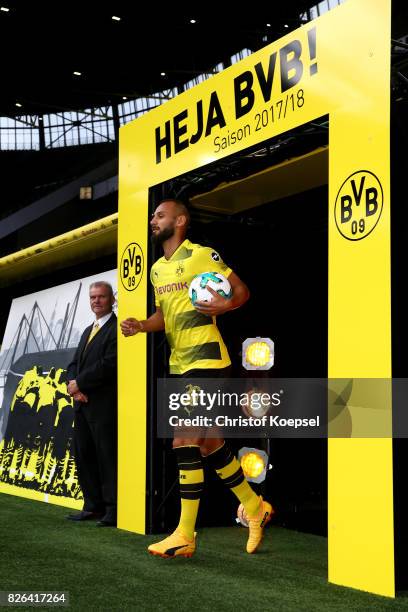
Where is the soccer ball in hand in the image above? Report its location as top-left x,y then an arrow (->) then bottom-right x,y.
188,272 -> 232,306
237,503 -> 249,527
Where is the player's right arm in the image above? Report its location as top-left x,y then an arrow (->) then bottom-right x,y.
120,307 -> 165,336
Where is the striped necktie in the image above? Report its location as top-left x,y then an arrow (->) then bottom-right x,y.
86,322 -> 100,346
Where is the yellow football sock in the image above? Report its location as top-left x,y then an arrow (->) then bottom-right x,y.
174,445 -> 204,540
207,442 -> 261,518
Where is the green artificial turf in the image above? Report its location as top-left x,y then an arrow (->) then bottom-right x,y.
0,494 -> 407,611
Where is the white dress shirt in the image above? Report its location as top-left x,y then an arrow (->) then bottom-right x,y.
93,312 -> 113,329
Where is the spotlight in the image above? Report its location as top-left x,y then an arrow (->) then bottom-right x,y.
242,337 -> 274,370
241,388 -> 270,418
238,447 -> 268,483
79,186 -> 93,200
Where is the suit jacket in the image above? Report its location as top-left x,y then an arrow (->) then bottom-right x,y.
67,313 -> 117,423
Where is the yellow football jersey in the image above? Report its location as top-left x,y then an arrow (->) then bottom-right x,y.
150,239 -> 232,374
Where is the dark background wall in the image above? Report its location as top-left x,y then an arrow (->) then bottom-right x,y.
148,183 -> 328,536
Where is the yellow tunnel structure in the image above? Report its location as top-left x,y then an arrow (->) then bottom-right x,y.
118,0 -> 394,598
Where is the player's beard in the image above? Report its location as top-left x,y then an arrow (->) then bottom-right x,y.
151,225 -> 175,245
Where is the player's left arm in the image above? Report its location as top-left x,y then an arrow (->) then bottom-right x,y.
194,271 -> 250,316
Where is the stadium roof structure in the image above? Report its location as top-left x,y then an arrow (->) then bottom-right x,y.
0,0 -> 407,264
0,1 -> 315,118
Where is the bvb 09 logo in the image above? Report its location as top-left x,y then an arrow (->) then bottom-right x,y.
120,242 -> 144,291
334,170 -> 383,241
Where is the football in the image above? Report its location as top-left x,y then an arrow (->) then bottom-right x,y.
237,503 -> 249,527
188,272 -> 232,306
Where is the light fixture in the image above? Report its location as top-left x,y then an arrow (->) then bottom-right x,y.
0,6 -> 10,12
241,388 -> 270,418
73,71 -> 82,76
112,15 -> 121,21
122,96 -> 127,100
79,187 -> 93,200
284,24 -> 289,28
190,19 -> 196,23
266,23 -> 271,27
238,447 -> 268,483
160,72 -> 166,76
15,102 -> 22,108
242,337 -> 274,370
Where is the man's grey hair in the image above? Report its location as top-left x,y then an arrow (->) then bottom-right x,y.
89,281 -> 114,297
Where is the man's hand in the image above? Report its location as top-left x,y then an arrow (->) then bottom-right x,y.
194,287 -> 231,317
121,309 -> 164,336
195,272 -> 250,316
67,379 -> 80,395
73,391 -> 88,403
120,318 -> 143,336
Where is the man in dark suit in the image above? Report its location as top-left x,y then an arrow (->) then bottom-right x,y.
66,280 -> 117,527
